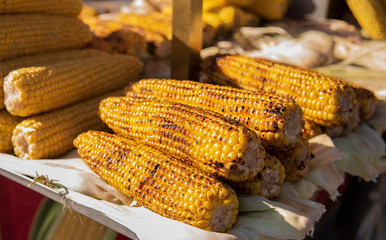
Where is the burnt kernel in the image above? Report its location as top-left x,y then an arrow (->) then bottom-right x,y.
297,161 -> 306,170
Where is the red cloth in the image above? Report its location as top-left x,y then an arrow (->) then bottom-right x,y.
0,175 -> 45,240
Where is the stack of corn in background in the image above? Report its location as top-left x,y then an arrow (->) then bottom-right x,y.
0,0 -> 144,160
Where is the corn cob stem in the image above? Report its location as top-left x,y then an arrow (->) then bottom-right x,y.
0,14 -> 92,61
202,55 -> 358,127
74,130 -> 239,232
128,79 -> 304,151
4,54 -> 143,117
99,96 -> 265,182
12,90 -> 122,160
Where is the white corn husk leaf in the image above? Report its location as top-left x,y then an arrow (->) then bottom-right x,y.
333,124 -> 386,181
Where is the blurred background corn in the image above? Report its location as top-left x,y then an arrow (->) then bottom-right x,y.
12,90 -> 122,160
249,0 -> 289,20
74,130 -> 239,232
99,96 -> 265,182
3,54 -> 143,117
0,49 -> 108,110
0,14 -> 92,61
227,153 -> 285,199
0,0 -> 82,16
347,0 -> 386,40
0,110 -> 23,153
128,79 -> 304,151
202,55 -> 358,128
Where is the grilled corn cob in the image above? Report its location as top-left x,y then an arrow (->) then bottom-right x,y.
4,54 -> 143,117
128,79 -> 304,151
74,130 -> 239,232
351,85 -> 377,120
347,0 -> 386,40
0,14 -> 92,61
228,153 -> 285,199
202,55 -> 358,127
0,0 -> 82,16
270,137 -> 312,181
0,49 -> 108,110
0,110 -> 23,153
99,96 -> 265,182
12,90 -> 121,160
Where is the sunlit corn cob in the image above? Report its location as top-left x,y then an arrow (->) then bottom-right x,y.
347,0 -> 386,40
0,0 -> 82,16
270,137 -> 312,181
212,6 -> 260,30
0,49 -> 108,110
0,110 -> 23,153
99,96 -> 265,182
228,153 -> 285,199
0,14 -> 92,61
12,90 -> 122,160
202,0 -> 228,12
4,54 -> 143,117
74,130 -> 239,232
128,79 -> 304,151
250,0 -> 289,20
202,55 -> 357,127
117,12 -> 172,40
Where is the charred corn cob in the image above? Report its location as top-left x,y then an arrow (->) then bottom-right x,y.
99,96 -> 265,182
0,0 -> 82,16
0,110 -> 23,153
351,85 -> 377,120
117,12 -> 172,40
270,137 -> 312,181
12,90 -> 122,160
347,0 -> 386,40
128,79 -> 304,151
250,0 -> 289,20
202,55 -> 358,127
0,49 -> 108,110
228,153 -> 285,199
4,55 -> 143,117
74,130 -> 239,232
0,14 -> 92,61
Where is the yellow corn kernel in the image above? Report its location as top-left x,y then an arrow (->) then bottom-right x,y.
74,130 -> 239,232
0,14 -> 92,61
99,96 -> 265,182
4,55 -> 143,117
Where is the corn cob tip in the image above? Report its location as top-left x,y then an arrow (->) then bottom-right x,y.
74,130 -> 239,232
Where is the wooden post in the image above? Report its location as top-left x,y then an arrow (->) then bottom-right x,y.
171,0 -> 203,81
